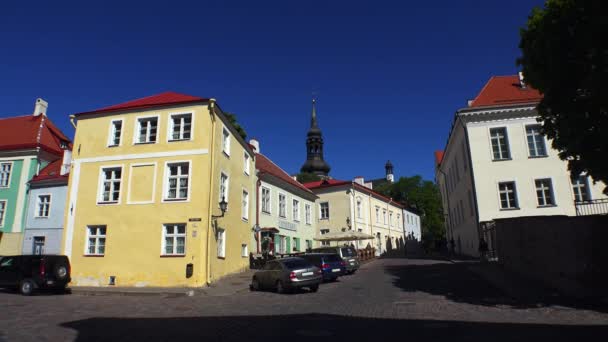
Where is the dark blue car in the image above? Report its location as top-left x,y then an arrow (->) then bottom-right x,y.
300,253 -> 346,281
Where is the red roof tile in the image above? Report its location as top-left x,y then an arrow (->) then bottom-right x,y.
256,153 -> 315,195
434,150 -> 444,167
303,179 -> 404,208
74,92 -> 209,116
30,159 -> 68,183
0,115 -> 71,155
469,75 -> 542,108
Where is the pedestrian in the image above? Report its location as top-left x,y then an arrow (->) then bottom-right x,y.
478,237 -> 488,261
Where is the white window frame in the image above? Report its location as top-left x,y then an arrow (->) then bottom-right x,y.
222,126 -> 231,156
0,162 -> 13,188
389,211 -> 393,227
35,194 -> 52,218
305,203 -> 311,225
134,115 -> 160,144
219,171 -> 229,204
278,193 -> 287,218
525,124 -> 547,157
535,178 -> 556,207
383,210 -> 387,224
243,151 -> 250,176
85,225 -> 106,256
356,197 -> 362,219
572,176 -> 591,203
320,229 -> 330,246
489,127 -> 511,160
498,181 -> 518,210
168,112 -> 194,142
163,161 -> 191,202
161,223 -> 186,256
97,165 -> 123,205
241,243 -> 248,258
319,202 -> 329,220
261,186 -> 271,214
217,228 -> 226,258
397,214 -> 401,228
242,188 -> 249,221
0,200 -> 7,227
293,199 -> 300,222
107,118 -> 124,147
375,207 -> 380,223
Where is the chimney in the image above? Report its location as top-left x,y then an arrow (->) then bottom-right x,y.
60,150 -> 72,176
249,138 -> 260,153
34,98 -> 48,116
353,176 -> 365,185
518,72 -> 526,89
467,99 -> 474,107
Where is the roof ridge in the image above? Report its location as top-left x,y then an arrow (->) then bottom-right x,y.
0,114 -> 34,121
258,152 -> 314,194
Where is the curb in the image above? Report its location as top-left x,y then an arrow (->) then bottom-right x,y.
70,288 -> 197,297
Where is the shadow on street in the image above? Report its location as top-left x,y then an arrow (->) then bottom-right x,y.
60,313 -> 608,341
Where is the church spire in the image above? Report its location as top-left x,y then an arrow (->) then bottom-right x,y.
301,98 -> 331,176
311,98 -> 318,128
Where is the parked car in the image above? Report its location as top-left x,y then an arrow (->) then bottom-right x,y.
0,255 -> 71,295
312,246 -> 360,274
251,257 -> 321,293
299,253 -> 347,281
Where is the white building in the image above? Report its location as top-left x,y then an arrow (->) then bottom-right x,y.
403,208 -> 421,241
436,74 -> 607,257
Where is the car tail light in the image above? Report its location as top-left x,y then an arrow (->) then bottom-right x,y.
340,261 -> 347,267
39,259 -> 46,277
289,272 -> 297,280
321,263 -> 330,269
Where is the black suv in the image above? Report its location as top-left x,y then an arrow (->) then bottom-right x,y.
0,255 -> 71,295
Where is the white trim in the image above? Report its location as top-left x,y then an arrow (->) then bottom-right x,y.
12,157 -> 33,232
75,149 -> 209,164
243,151 -> 250,176
241,187 -> 249,221
127,162 -> 157,204
304,203 -> 312,225
497,179 -> 519,210
161,160 -> 192,203
84,225 -> 107,256
96,164 -> 125,205
488,125 -> 511,161
260,186 -> 271,214
0,161 -> 14,188
0,199 -> 7,227
107,118 -> 125,147
292,198 -> 300,222
319,201 -> 329,220
221,125 -> 231,157
34,193 -> 52,218
133,114 -> 160,145
533,177 -> 557,207
524,123 -> 548,158
278,191 -> 287,218
219,170 -> 229,204
167,111 -> 195,142
217,228 -> 226,258
161,223 -> 187,256
64,161 -> 81,257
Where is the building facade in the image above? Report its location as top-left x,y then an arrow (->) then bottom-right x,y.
251,140 -> 318,256
304,178 -> 405,254
22,158 -> 70,255
403,208 -> 421,241
436,75 -> 607,257
0,99 -> 71,255
62,92 -> 256,287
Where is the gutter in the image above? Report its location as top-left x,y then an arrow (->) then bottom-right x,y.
205,99 -> 217,286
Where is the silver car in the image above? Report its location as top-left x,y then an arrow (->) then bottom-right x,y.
251,257 -> 322,293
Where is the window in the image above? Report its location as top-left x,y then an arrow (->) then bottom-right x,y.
320,202 -> 329,219
278,194 -> 286,218
241,244 -> 248,257
165,162 -> 190,201
0,200 -> 6,226
526,125 -> 547,157
490,127 -> 511,160
292,199 -> 300,221
32,236 -> 45,255
219,172 -> 229,203
305,204 -> 311,224
169,113 -> 192,141
36,195 -> 51,217
397,214 -> 401,228
356,197 -> 362,218
498,182 -> 518,209
383,210 -> 387,224
217,228 -> 226,258
242,189 -> 249,220
243,152 -> 250,175
162,224 -> 186,255
375,207 -> 380,222
136,117 -> 158,144
0,162 -> 12,188
306,240 -> 313,250
535,178 -> 555,206
108,120 -> 122,146
222,127 -> 231,156
99,167 -> 122,203
320,229 -> 330,246
86,225 -> 106,256
572,176 -> 591,203
261,187 -> 271,213
389,211 -> 393,226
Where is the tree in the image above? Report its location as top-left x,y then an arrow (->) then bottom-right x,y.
518,0 -> 608,194
224,112 -> 247,140
296,172 -> 322,184
375,176 -> 445,241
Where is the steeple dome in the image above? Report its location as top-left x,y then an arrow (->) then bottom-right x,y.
301,99 -> 331,176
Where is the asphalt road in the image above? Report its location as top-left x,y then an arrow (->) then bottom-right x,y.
1,257 -> 607,341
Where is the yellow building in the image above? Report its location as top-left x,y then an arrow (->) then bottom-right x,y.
62,92 -> 256,287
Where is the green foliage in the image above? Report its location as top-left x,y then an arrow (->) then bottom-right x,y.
518,0 -> 608,194
296,172 -> 322,183
374,176 -> 445,240
224,112 -> 247,140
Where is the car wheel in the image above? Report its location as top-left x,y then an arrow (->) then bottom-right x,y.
276,280 -> 285,294
19,279 -> 35,296
251,277 -> 260,291
310,285 -> 319,292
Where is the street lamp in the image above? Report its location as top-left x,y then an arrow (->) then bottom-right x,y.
212,196 -> 228,219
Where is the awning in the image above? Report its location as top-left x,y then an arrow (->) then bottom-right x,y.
314,230 -> 375,242
260,227 -> 280,233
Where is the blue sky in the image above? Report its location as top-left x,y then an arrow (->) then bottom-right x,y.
0,0 -> 543,181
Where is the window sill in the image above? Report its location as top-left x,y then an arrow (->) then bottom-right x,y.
168,139 -> 192,143
217,256 -> 226,260
134,141 -> 157,145
163,198 -> 188,202
160,254 -> 186,258
107,144 -> 120,148
242,218 -> 249,223
537,204 -> 556,208
244,172 -> 250,177
492,158 -> 512,162
34,217 -> 49,219
320,218 -> 329,220
279,215 -> 287,219
528,155 -> 548,159
261,211 -> 271,215
499,207 -> 520,211
294,220 -> 300,223
97,201 -> 119,205
222,151 -> 230,158
83,254 -> 104,257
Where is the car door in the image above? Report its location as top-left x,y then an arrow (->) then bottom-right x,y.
0,256 -> 18,286
269,261 -> 284,285
258,261 -> 274,287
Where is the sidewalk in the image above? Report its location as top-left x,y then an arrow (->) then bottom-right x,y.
71,269 -> 256,297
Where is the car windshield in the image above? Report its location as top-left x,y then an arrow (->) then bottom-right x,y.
341,247 -> 356,257
324,254 -> 341,262
282,259 -> 311,269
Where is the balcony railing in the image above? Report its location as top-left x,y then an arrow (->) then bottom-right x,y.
575,198 -> 608,216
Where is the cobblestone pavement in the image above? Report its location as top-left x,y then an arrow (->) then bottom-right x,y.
1,258 -> 607,341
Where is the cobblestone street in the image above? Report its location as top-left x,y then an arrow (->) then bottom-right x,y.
1,257 -> 607,341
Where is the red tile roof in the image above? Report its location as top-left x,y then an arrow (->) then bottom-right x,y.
30,159 -> 68,184
434,150 -> 444,167
469,75 -> 542,108
255,153 -> 316,195
303,179 -> 404,208
74,92 -> 209,116
0,115 -> 71,155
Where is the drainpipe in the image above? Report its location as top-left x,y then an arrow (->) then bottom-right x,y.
206,99 -> 217,286
255,171 -> 265,253
69,115 -> 77,129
